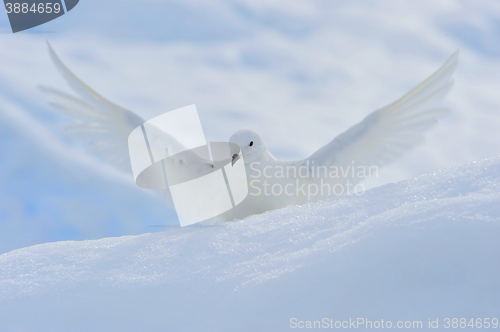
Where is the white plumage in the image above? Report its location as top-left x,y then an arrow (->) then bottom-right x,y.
41,43 -> 458,223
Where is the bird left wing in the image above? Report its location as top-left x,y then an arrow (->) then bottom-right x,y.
302,51 -> 458,181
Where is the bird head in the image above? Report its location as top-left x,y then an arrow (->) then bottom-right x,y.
229,129 -> 267,165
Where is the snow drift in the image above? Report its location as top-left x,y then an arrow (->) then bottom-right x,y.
0,157 -> 499,331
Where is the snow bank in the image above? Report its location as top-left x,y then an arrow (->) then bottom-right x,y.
1,157 -> 499,331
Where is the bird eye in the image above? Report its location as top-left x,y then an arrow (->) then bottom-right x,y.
249,141 -> 254,147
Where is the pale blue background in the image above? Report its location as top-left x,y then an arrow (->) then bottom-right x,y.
0,0 -> 499,254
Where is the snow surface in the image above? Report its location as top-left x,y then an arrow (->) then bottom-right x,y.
1,157 -> 499,331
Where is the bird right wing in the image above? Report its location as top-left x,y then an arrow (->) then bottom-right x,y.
39,43 -> 215,209
303,51 -> 458,182
39,42 -> 148,173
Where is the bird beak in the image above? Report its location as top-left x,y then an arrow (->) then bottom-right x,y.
231,153 -> 241,166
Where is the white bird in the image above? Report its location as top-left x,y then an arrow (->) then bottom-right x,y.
40,43 -> 458,224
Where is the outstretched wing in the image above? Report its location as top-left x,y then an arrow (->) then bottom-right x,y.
39,42 -> 146,173
40,43 -> 216,211
303,51 -> 458,181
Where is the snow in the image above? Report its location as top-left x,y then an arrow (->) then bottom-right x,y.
1,157 -> 499,331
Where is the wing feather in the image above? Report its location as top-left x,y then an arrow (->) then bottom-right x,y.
305,51 -> 458,181
40,43 -> 215,211
39,42 -> 145,172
